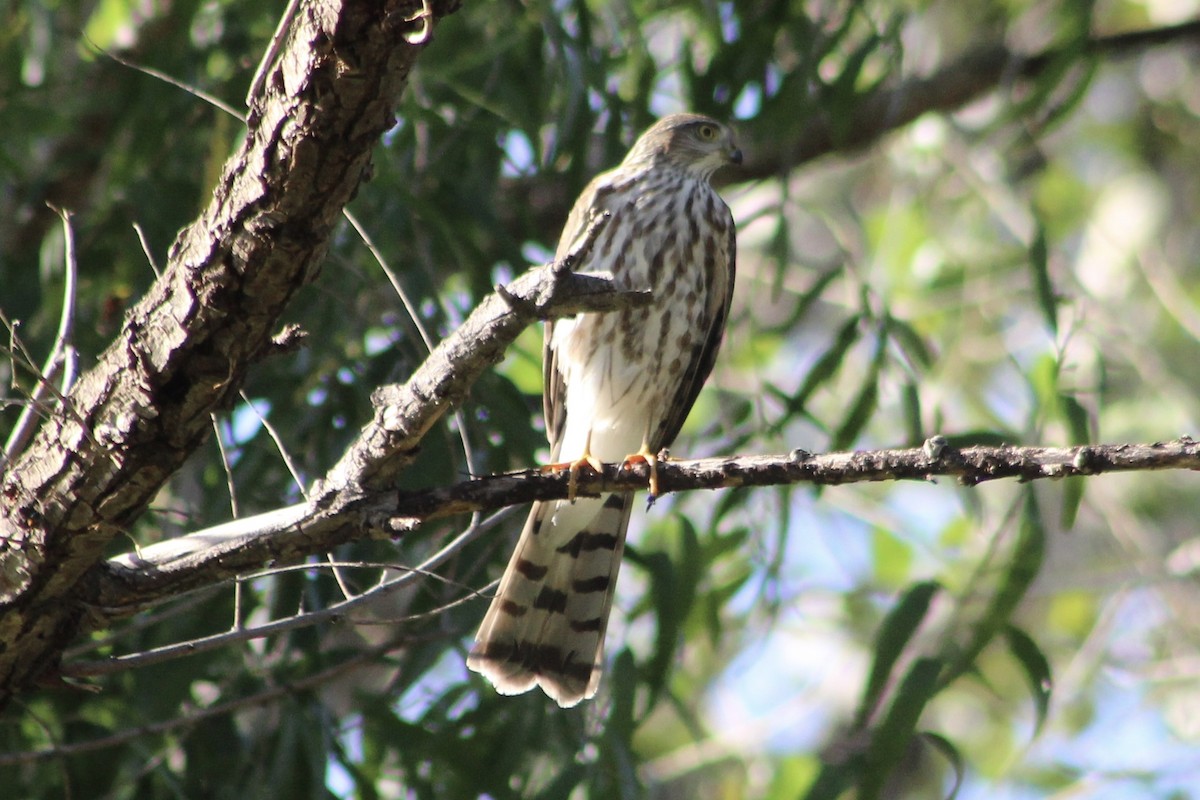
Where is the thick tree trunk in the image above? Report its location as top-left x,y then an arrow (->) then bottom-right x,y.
0,0 -> 458,706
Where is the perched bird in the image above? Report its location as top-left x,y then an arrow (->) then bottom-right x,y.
467,113 -> 741,707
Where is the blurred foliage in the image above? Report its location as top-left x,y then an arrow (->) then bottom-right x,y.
3,0 -> 1200,798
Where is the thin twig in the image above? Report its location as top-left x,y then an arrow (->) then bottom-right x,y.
131,222 -> 161,277
246,0 -> 303,108
237,391 -> 309,500
62,588 -> 223,659
2,206 -> 79,465
212,416 -> 241,518
91,41 -> 245,122
342,207 -> 481,518
211,412 -> 247,631
68,507 -> 517,677
2,638 -> 402,766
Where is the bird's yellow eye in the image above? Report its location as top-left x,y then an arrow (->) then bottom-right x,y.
697,124 -> 718,141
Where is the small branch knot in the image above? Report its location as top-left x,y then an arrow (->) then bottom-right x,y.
923,435 -> 949,461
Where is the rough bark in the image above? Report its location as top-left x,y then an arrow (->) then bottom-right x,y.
3,3 -> 1198,707
84,437 -> 1200,628
90,260 -> 651,619
0,0 -> 459,705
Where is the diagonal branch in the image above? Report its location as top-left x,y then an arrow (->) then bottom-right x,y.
88,261 -> 650,618
310,211 -> 637,502
0,0 -> 459,704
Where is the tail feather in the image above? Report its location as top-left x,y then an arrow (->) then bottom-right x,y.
468,492 -> 633,707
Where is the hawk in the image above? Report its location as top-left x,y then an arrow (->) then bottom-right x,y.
468,113 -> 741,707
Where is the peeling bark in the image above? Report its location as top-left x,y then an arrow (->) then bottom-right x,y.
0,0 -> 460,705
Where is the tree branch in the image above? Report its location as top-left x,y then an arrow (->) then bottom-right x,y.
0,635 -> 407,766
504,19 -> 1200,235
383,437 -> 1200,518
88,261 -> 650,619
88,437 -> 1200,625
310,211 -> 640,501
740,19 -> 1200,180
0,0 -> 458,704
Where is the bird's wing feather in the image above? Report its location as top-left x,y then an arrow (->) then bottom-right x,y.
652,199 -> 736,450
543,171 -> 623,459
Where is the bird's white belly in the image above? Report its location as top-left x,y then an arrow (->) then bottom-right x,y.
551,291 -> 699,464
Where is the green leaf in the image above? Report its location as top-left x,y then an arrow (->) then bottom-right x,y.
942,488 -> 1047,688
768,209 -> 794,298
1004,625 -> 1054,736
768,755 -> 822,797
792,314 -> 862,413
802,759 -> 857,800
1059,474 -> 1084,529
856,581 -> 942,729
901,381 -> 923,446
608,649 -> 639,741
1058,394 -> 1090,445
1028,353 -> 1060,410
704,559 -> 753,645
1029,223 -> 1057,335
886,314 -> 935,369
859,657 -> 944,800
1057,394 -> 1091,528
638,548 -> 681,704
788,266 -> 843,327
921,731 -> 966,800
602,650 -> 645,799
832,375 -> 878,451
871,526 -> 914,589
832,321 -> 887,450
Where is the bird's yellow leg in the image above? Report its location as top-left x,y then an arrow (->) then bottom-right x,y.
620,441 -> 661,498
541,429 -> 603,501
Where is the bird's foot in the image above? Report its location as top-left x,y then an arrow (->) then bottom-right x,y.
620,446 -> 661,498
542,454 -> 604,501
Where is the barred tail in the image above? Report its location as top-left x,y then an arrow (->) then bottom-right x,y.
467,493 -> 633,707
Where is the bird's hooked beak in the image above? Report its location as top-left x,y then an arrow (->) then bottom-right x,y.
726,135 -> 743,166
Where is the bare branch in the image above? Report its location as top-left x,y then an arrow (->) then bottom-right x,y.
0,636 -> 401,766
63,559 -> 488,679
377,437 -> 1200,520
312,212 -> 642,503
89,437 -> 1200,626
0,0 -> 459,704
87,260 -> 649,615
1,207 -> 79,466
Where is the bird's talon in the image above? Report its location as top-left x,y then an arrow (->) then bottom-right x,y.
621,448 -> 661,498
542,454 -> 604,501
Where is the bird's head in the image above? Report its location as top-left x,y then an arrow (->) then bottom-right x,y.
624,113 -> 743,178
